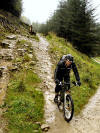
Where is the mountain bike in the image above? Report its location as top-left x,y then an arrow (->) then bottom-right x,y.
56,81 -> 78,122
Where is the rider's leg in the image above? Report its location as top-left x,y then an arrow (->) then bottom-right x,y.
64,77 -> 70,103
54,84 -> 61,103
64,75 -> 70,90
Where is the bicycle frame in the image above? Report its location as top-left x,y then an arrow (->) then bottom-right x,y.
57,81 -> 78,122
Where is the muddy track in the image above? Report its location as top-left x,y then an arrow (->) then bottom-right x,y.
33,34 -> 100,133
0,34 -> 100,133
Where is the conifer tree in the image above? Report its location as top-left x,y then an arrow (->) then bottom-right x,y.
39,0 -> 99,55
0,0 -> 22,17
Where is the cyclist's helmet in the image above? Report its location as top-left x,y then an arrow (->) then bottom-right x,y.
65,54 -> 74,63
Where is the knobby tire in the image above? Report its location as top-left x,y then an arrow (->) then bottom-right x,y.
63,94 -> 74,122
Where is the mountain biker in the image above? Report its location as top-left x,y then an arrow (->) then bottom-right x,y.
54,54 -> 81,103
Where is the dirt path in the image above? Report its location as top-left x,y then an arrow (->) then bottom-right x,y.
0,34 -> 100,133
32,34 -> 100,133
32,34 -> 56,123
72,87 -> 100,133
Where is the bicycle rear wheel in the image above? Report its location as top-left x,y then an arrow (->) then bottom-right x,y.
63,94 -> 74,122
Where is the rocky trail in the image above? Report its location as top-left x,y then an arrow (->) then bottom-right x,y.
0,35 -> 18,133
0,34 -> 37,132
32,35 -> 100,133
0,34 -> 100,133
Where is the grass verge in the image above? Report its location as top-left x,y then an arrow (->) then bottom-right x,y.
92,57 -> 100,64
1,38 -> 44,132
47,33 -> 100,115
30,35 -> 39,42
3,69 -> 44,133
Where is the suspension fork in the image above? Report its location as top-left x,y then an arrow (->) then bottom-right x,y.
64,90 -> 70,104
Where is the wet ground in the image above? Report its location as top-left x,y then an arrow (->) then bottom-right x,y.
32,34 -> 56,123
0,34 -> 100,133
33,34 -> 100,133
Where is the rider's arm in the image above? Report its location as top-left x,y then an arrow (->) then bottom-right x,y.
54,64 -> 60,84
72,62 -> 80,82
54,61 -> 63,84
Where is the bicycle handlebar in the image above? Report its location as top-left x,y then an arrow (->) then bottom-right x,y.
59,81 -> 79,87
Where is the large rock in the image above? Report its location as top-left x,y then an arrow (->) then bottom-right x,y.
6,35 -> 16,40
17,49 -> 25,56
0,50 -> 13,60
4,54 -> 14,60
29,50 -> 33,54
28,54 -> 33,59
10,63 -> 22,71
1,40 -> 11,48
9,66 -> 18,72
24,44 -> 29,47
29,61 -> 36,66
0,66 -> 6,77
41,124 -> 50,132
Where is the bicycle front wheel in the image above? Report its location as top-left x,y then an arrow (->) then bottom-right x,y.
63,93 -> 74,122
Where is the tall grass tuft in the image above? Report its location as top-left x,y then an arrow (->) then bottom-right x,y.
3,70 -> 44,133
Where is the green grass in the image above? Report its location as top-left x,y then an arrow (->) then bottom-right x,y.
30,35 -> 39,42
0,32 -> 5,41
0,32 -> 10,44
23,53 -> 31,62
1,37 -> 44,132
91,57 -> 100,65
16,40 -> 28,46
3,69 -> 44,133
0,10 -> 44,132
16,40 -> 33,52
0,10 -> 29,36
16,40 -> 37,63
96,57 -> 100,59
94,57 -> 100,62
3,37 -> 44,132
47,33 -> 100,115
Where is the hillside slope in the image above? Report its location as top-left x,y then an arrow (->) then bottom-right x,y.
0,11 -> 44,133
0,9 -> 29,42
0,10 -> 100,133
47,33 -> 100,115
